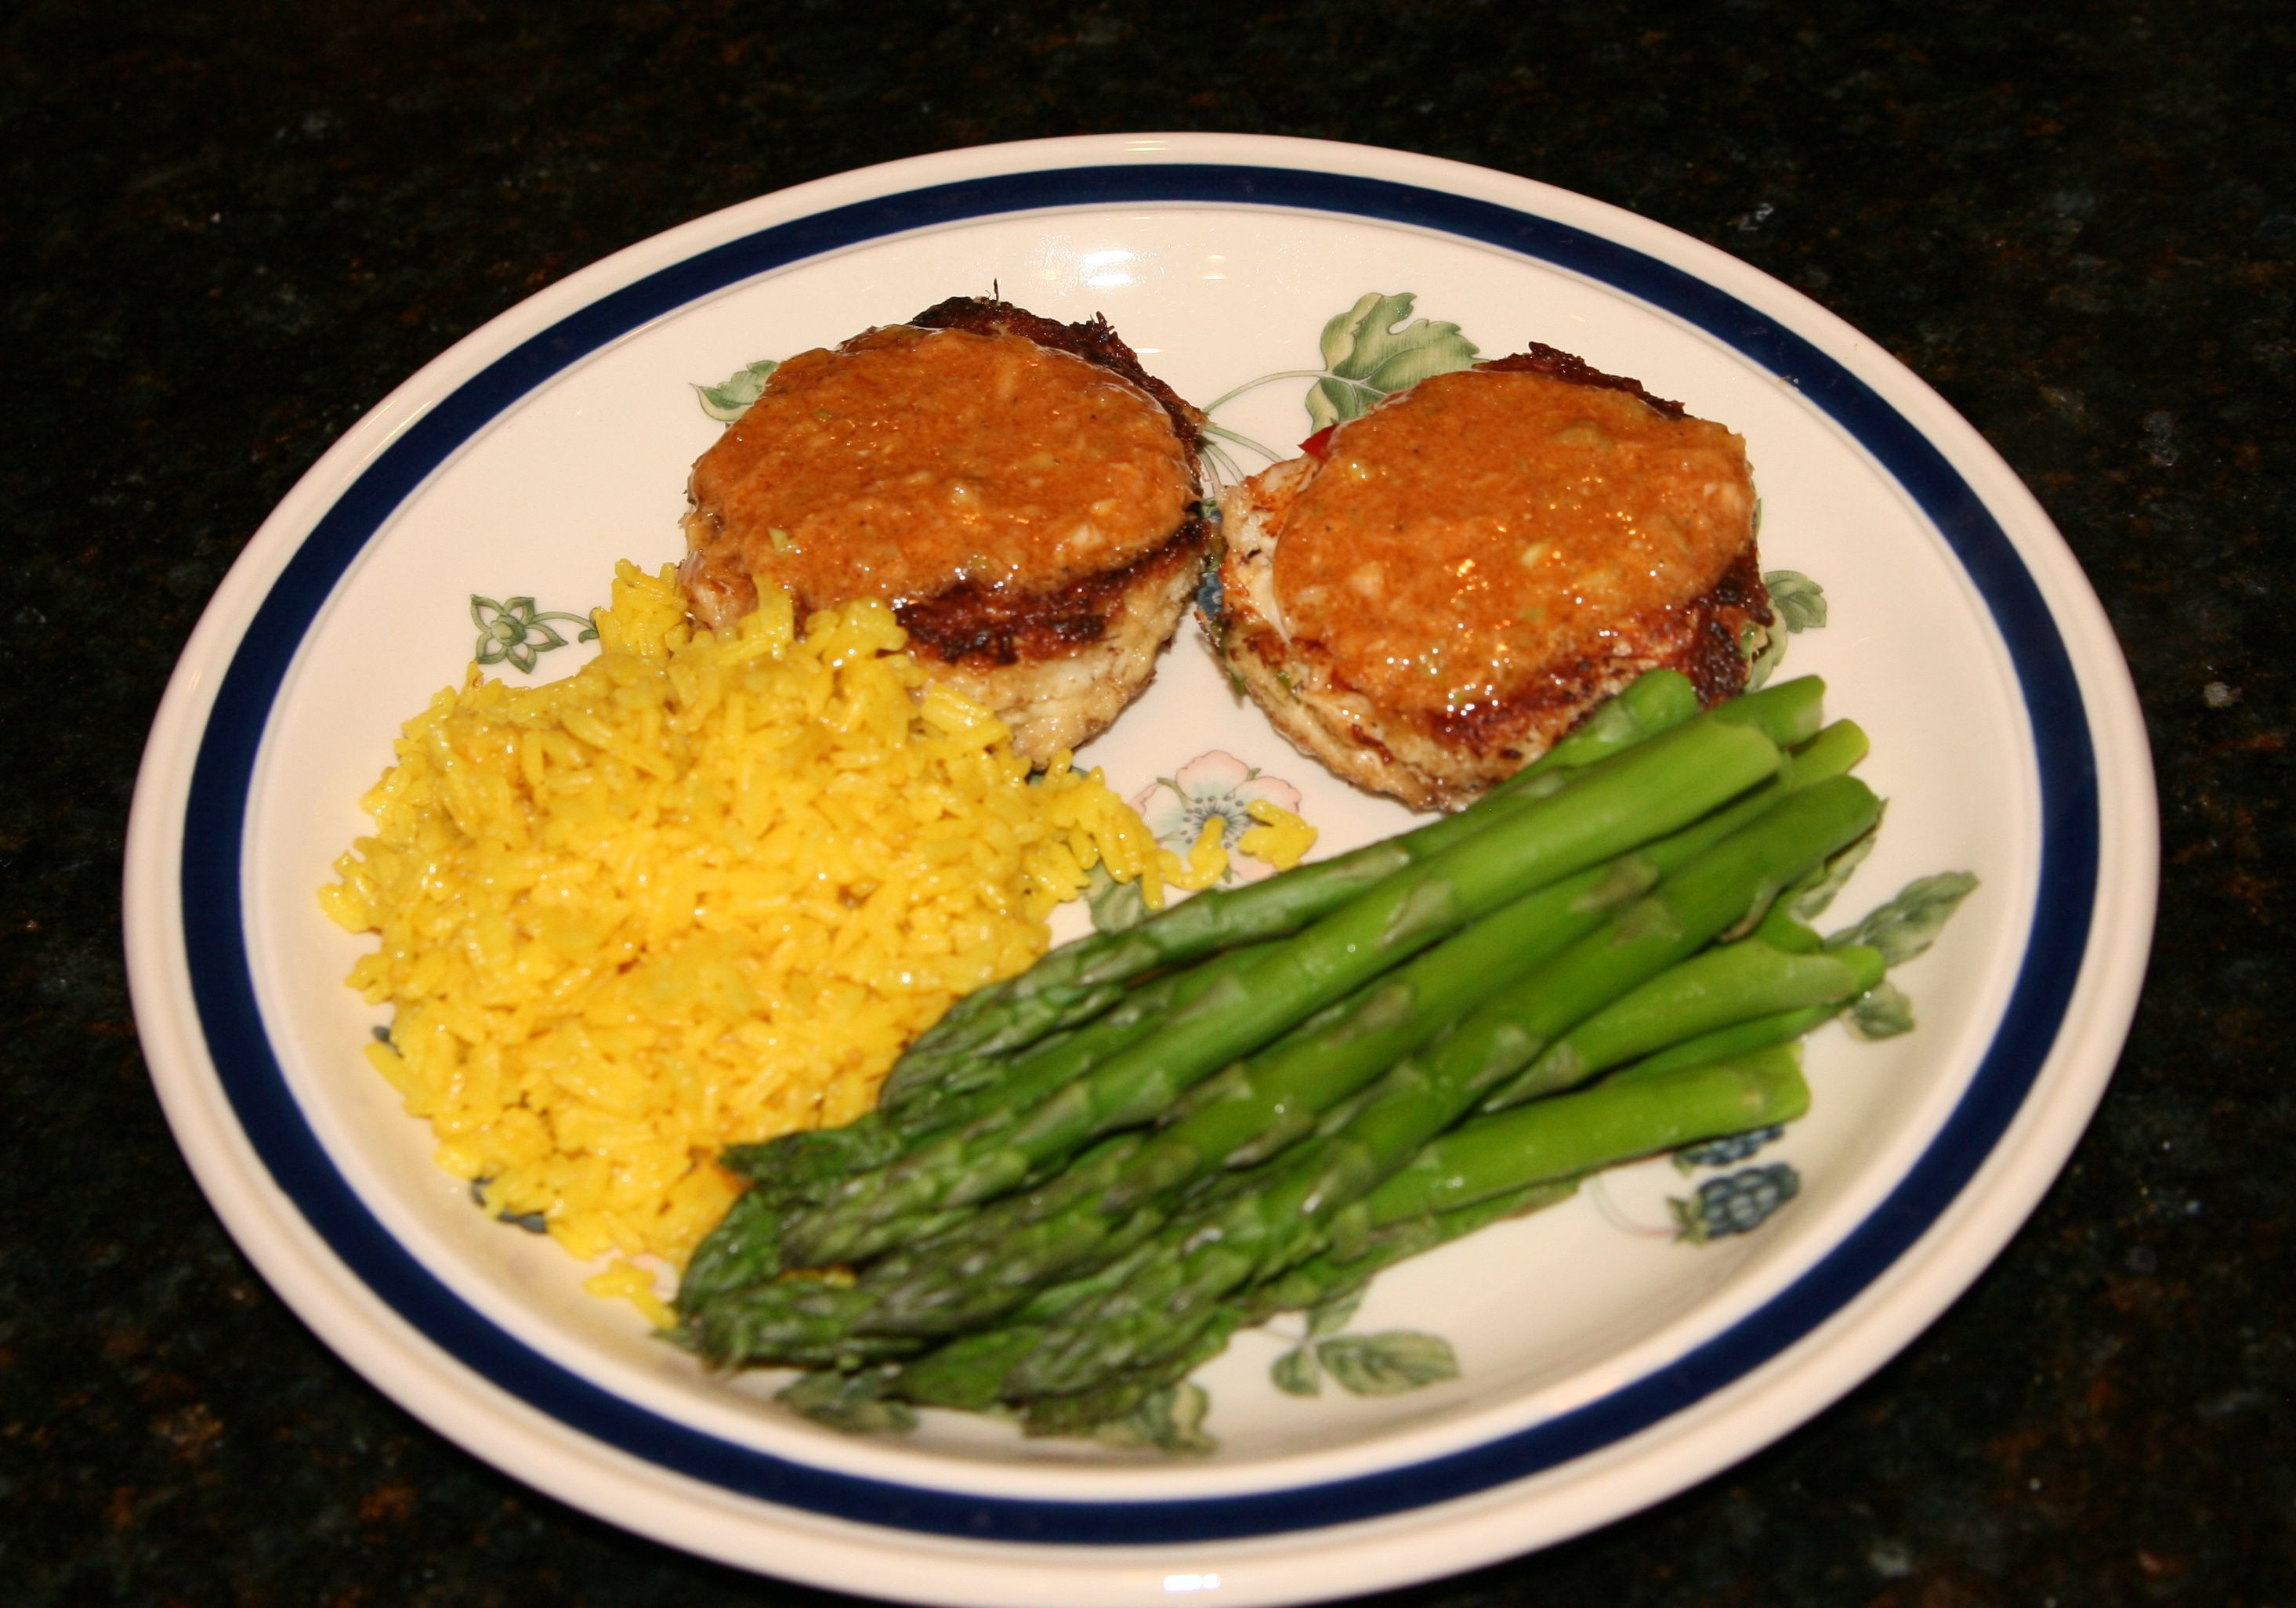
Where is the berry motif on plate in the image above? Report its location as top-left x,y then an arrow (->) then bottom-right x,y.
1671,1163 -> 1803,1244
1675,1125 -> 1786,1172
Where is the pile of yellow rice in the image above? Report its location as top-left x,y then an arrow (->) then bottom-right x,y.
320,561 -> 1164,1309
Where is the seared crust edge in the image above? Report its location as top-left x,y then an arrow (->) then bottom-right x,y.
935,534 -> 1206,763
1475,343 -> 1688,419
899,513 -> 1211,667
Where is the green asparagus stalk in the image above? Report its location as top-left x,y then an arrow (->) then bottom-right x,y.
674,1187 -> 788,1316
894,1045 -> 1805,1415
853,872 -> 1641,1335
1240,1179 -> 1581,1322
812,701 -> 1845,1201
719,941 -> 1273,1201
1019,1309 -> 1244,1440
687,1277 -> 879,1367
853,728 -> 1869,1335
1608,1005 -> 1843,1079
877,670 -> 1725,1098
888,1325 -> 1048,1411
772,715 -> 1789,1269
1002,775 -> 1881,1397
880,943 -> 1269,1133
849,1240 -> 1172,1409
1367,1044 -> 1809,1224
1477,938 -> 1884,1110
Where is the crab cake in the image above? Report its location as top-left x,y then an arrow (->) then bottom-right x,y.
1206,344 -> 1772,810
680,297 -> 1208,762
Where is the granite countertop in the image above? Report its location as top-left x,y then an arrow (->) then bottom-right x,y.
5,2 -> 2289,1602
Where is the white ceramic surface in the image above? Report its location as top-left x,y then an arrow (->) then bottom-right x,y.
124,133 -> 2156,1606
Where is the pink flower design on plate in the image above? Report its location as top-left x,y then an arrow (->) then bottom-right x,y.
1128,752 -> 1305,885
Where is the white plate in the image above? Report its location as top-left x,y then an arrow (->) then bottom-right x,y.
124,134 -> 2157,1606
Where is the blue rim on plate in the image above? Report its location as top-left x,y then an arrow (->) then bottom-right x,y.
179,163 -> 2095,1544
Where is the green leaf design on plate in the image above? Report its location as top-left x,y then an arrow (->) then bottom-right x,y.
1082,862 -> 1151,933
1306,292 -> 1479,432
1827,871 -> 1980,967
1744,570 -> 1824,690
1270,1344 -> 1323,1397
1316,1331 -> 1460,1397
1092,1382 -> 1216,1454
1305,1287 -> 1364,1341
695,357 -> 781,424
1765,570 -> 1827,632
471,595 -> 599,675
1743,621 -> 1787,690
1844,977 -> 1917,1041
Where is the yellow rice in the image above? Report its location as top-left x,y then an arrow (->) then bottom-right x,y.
319,560 -> 1161,1283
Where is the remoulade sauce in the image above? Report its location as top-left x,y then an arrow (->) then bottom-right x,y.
1270,368 -> 1756,718
683,324 -> 1194,622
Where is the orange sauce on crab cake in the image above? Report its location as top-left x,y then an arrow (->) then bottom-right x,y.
1269,367 -> 1756,719
684,324 -> 1194,620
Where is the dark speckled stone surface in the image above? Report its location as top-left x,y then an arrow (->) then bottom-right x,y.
5,2 -> 2290,1602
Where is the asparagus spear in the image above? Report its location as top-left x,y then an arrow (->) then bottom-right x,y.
882,1235 -> 1176,1410
852,870 -> 1642,1335
675,1187 -> 787,1315
1367,1044 -> 1810,1223
1610,1003 -> 1846,1081
1477,938 -> 1884,1110
877,943 -> 1268,1135
891,1046 -> 1802,1418
1002,775 -> 1881,1397
772,715 -> 1789,1269
719,941 -> 1273,1201
688,1277 -> 879,1367
848,697 -> 1836,1182
1240,1179 -> 1581,1323
877,669 -> 1726,1098
853,731 -> 1864,1335
1019,1310 -> 1243,1441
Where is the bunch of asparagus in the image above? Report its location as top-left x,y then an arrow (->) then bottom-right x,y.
675,672 -> 1936,1441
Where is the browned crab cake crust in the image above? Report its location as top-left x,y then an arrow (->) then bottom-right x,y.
679,296 -> 1208,762
1206,345 -> 1772,810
